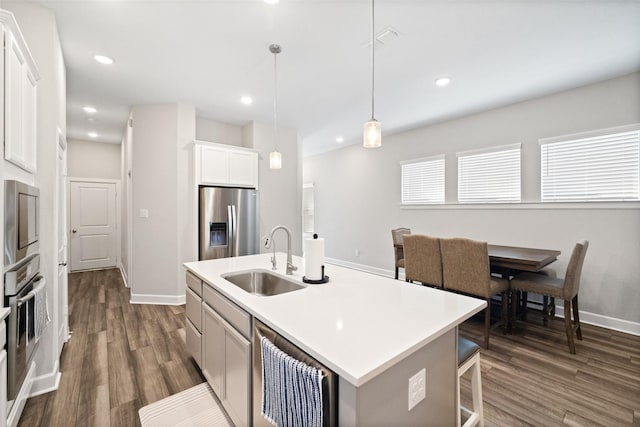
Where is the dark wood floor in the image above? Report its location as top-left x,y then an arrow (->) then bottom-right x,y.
18,268 -> 204,427
17,269 -> 640,426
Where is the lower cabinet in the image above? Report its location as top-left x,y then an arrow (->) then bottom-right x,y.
1,349 -> 6,427
202,302 -> 251,427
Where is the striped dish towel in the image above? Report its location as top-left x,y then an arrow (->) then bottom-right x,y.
261,336 -> 324,427
34,278 -> 50,342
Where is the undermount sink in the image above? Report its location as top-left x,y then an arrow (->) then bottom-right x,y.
222,269 -> 305,296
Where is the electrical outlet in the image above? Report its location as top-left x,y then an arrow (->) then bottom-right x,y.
408,368 -> 426,411
139,209 -> 149,218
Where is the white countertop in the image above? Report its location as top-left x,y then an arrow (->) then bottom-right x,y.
184,253 -> 486,387
0,307 -> 10,322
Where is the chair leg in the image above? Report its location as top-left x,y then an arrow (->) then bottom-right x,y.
550,296 -> 556,318
521,292 -> 528,321
484,298 -> 491,349
542,296 -> 549,326
470,354 -> 484,427
501,291 -> 508,334
564,300 -> 576,354
395,267 -> 399,280
572,295 -> 582,340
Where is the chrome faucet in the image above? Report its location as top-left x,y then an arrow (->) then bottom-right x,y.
264,225 -> 297,275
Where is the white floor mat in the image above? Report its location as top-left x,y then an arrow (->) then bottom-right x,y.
138,382 -> 233,427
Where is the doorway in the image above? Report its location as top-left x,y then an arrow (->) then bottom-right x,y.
68,179 -> 119,271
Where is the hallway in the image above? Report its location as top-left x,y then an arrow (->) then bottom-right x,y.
18,268 -> 204,427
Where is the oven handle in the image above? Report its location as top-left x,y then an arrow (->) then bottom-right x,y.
17,277 -> 46,307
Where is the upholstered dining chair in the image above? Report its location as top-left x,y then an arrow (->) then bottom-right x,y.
440,238 -> 509,349
403,234 -> 443,288
391,227 -> 411,280
510,240 -> 589,354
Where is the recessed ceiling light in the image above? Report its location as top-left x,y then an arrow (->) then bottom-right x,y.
336,137 -> 344,143
88,132 -> 98,138
87,117 -> 96,122
83,106 -> 97,113
264,0 -> 279,4
435,77 -> 451,87
94,54 -> 114,65
240,96 -> 253,105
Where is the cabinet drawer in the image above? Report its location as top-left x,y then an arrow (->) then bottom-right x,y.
202,285 -> 251,340
186,287 -> 202,332
186,271 -> 202,297
185,319 -> 202,368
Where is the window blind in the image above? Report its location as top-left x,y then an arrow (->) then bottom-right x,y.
457,144 -> 521,203
540,127 -> 640,201
401,156 -> 445,204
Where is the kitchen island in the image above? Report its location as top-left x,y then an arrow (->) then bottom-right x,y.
184,253 -> 486,426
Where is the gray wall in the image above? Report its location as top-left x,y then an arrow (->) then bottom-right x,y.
304,72 -> 640,328
129,103 -> 195,301
67,138 -> 121,179
196,117 -> 243,147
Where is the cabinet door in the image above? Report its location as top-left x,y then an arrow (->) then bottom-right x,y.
224,324 -> 251,427
202,304 -> 225,398
185,318 -> 202,368
200,146 -> 230,184
5,32 -> 25,167
229,151 -> 257,187
0,350 -> 7,427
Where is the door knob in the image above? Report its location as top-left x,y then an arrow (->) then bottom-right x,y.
58,262 -> 67,266
72,229 -> 77,233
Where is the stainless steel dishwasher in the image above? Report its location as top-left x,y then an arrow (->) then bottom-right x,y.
253,319 -> 338,427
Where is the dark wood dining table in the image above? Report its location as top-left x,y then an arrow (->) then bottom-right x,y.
394,242 -> 561,274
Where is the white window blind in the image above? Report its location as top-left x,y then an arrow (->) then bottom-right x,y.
457,144 -> 521,203
401,156 -> 445,204
540,126 -> 640,202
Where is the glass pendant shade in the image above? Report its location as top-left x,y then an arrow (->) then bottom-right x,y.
363,119 -> 381,148
269,150 -> 282,169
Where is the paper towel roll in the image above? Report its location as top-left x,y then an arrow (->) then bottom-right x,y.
304,237 -> 325,281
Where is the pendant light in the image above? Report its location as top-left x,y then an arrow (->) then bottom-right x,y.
269,44 -> 283,169
363,0 -> 381,148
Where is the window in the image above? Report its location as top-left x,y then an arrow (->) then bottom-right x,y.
457,144 -> 521,203
401,155 -> 445,204
540,125 -> 640,202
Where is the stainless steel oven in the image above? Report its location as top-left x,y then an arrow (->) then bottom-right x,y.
5,180 -> 40,268
4,254 -> 42,401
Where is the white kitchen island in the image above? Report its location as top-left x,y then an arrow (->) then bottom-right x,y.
184,253 -> 486,426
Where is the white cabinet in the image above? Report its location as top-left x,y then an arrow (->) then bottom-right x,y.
185,272 -> 203,367
201,286 -> 251,427
196,142 -> 258,189
1,11 -> 40,173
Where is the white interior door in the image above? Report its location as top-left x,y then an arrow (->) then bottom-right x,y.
69,181 -> 117,271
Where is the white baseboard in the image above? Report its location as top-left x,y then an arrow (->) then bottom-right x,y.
119,262 -> 129,288
326,257 -> 640,337
130,292 -> 185,305
29,359 -> 61,397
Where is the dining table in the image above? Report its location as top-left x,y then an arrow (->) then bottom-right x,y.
394,242 -> 561,274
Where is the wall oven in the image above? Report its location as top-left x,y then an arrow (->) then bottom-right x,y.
4,180 -> 40,268
4,255 -> 43,400
4,180 -> 42,404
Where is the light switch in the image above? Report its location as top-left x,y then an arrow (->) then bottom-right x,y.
139,209 -> 149,218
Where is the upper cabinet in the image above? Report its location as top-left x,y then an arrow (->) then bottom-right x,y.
1,10 -> 40,174
195,141 -> 258,189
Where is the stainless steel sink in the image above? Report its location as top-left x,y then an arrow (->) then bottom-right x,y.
222,269 -> 305,296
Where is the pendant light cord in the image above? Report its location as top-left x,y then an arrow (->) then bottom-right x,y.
273,50 -> 278,136
370,0 -> 375,121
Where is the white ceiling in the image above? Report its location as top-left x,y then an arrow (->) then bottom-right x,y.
29,0 -> 640,156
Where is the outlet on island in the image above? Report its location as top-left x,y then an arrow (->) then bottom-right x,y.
408,368 -> 426,411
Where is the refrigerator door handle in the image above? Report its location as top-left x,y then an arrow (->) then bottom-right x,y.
227,205 -> 234,256
231,205 -> 238,256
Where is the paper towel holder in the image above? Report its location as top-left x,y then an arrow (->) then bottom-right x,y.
303,265 -> 329,284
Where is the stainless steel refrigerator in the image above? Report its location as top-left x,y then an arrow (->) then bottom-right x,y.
199,186 -> 259,260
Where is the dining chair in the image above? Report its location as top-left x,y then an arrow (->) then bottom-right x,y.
510,240 -> 589,354
457,337 -> 483,427
391,227 -> 411,280
403,234 -> 442,288
440,238 -> 509,349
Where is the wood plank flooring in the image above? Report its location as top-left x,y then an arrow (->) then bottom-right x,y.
17,269 -> 640,426
18,268 -> 204,427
